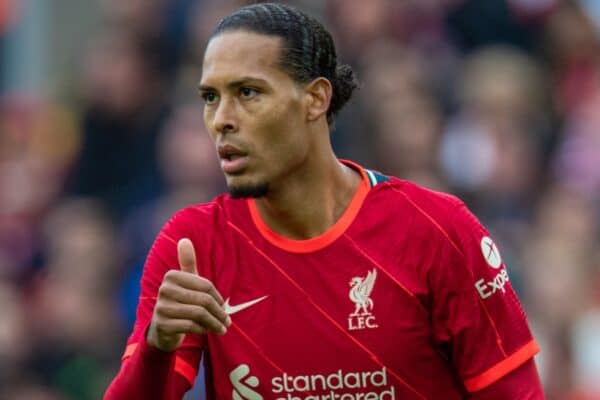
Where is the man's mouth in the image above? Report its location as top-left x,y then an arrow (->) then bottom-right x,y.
218,144 -> 249,174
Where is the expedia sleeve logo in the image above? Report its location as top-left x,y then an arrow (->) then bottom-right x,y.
480,236 -> 502,269
474,236 -> 509,299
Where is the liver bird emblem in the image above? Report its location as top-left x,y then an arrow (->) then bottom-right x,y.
349,269 -> 377,316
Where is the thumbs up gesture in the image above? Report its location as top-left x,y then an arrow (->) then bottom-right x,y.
147,238 -> 231,352
178,237 -> 198,274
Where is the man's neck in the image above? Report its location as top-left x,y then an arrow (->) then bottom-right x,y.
254,156 -> 362,240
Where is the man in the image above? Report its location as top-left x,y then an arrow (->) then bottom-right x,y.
105,3 -> 544,399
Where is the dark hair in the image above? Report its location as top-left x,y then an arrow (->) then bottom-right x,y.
211,2 -> 359,125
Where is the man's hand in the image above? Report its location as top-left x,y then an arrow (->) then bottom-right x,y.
147,238 -> 231,352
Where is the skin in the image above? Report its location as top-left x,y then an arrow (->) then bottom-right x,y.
147,30 -> 361,352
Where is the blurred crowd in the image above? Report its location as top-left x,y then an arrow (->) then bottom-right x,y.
1,0 -> 599,399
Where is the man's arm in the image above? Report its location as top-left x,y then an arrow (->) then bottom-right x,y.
426,201 -> 542,396
469,358 -> 544,399
104,237 -> 230,399
104,337 -> 183,400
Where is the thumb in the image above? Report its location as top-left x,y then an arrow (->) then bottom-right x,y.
177,238 -> 197,274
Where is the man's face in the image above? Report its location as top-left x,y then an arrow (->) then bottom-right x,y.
199,31 -> 310,198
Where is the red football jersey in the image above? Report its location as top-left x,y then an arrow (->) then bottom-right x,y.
121,161 -> 538,399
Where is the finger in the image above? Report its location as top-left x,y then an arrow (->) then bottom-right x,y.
164,272 -> 225,305
158,303 -> 228,335
155,318 -> 210,336
164,287 -> 229,326
178,238 -> 197,275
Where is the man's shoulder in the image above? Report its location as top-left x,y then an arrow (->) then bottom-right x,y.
364,171 -> 483,243
369,172 -> 465,219
368,175 -> 491,266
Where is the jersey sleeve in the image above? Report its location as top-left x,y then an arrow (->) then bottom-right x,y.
428,203 -> 539,393
468,358 -> 544,399
105,210 -> 206,398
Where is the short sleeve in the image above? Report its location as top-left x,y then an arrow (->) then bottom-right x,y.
121,209 -> 206,387
429,203 -> 539,392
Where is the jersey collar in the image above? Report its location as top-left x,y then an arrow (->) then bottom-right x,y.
247,160 -> 370,253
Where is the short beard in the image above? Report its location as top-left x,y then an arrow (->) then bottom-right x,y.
228,183 -> 269,199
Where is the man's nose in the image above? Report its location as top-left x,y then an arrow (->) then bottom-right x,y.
213,98 -> 238,134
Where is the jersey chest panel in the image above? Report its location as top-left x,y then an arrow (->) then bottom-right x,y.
203,228 -> 463,399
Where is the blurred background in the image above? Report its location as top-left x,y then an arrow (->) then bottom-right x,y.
0,0 -> 599,399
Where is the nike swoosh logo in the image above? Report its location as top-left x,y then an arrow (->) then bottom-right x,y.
223,295 -> 268,315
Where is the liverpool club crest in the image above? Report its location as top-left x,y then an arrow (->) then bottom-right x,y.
348,269 -> 378,330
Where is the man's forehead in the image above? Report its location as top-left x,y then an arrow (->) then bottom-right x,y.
201,31 -> 285,83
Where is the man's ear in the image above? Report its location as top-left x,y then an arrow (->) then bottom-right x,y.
304,77 -> 332,122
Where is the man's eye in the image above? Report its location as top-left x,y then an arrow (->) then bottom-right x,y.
202,92 -> 219,104
240,87 -> 258,99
